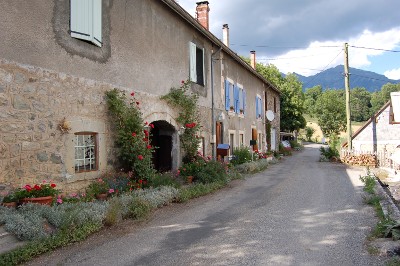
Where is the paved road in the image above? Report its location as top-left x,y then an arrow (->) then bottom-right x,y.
28,144 -> 385,265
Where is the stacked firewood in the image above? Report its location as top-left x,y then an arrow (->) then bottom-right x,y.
341,153 -> 377,167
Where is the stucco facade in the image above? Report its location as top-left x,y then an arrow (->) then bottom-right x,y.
0,0 -> 280,192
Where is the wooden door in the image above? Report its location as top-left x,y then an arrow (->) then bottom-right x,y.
252,128 -> 258,151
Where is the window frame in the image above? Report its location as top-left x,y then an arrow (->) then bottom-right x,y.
74,132 -> 98,173
189,42 -> 205,86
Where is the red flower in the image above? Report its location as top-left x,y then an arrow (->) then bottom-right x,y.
181,80 -> 185,84
130,92 -> 135,97
149,123 -> 154,129
34,184 -> 41,190
139,180 -> 143,184
136,101 -> 140,105
50,183 -> 56,188
185,123 -> 197,129
138,155 -> 144,160
132,132 -> 136,137
147,145 -> 152,149
25,185 -> 32,191
144,121 -> 148,125
144,130 -> 149,136
143,138 -> 148,142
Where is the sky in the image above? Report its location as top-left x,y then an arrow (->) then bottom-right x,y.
177,0 -> 400,79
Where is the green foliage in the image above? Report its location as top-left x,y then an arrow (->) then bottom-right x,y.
161,80 -> 201,161
350,87 -> 372,122
86,178 -> 110,197
319,146 -> 338,161
234,158 -> 270,174
231,146 -> 253,165
105,89 -> 156,181
371,83 -> 400,114
305,126 -> 315,142
12,182 -> 59,201
104,198 -> 123,226
279,73 -> 306,132
176,181 -> 226,203
127,197 -> 152,220
149,172 -> 181,188
195,161 -> 228,184
383,220 -> 400,240
304,85 -> 322,116
359,172 -> 376,194
313,89 -> 346,136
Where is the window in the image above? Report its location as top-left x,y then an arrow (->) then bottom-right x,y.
75,133 -> 98,172
225,80 -> 246,114
273,97 -> 277,113
239,133 -> 244,146
255,95 -> 263,119
190,42 -> 205,85
70,0 -> 102,47
229,133 -> 235,155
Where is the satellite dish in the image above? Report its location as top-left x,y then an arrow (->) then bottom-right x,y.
266,110 -> 275,121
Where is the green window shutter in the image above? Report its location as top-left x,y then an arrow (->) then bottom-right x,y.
70,0 -> 102,47
92,0 -> 102,47
189,42 -> 197,83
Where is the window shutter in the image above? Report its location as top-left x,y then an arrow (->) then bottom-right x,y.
189,43 -> 197,83
225,80 -> 230,111
233,85 -> 238,113
71,0 -> 91,42
202,48 -> 205,85
243,89 -> 246,114
92,0 -> 102,47
255,96 -> 259,118
70,0 -> 102,47
259,98 -> 263,119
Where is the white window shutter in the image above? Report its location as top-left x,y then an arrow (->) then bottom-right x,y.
70,0 -> 102,47
189,42 -> 197,83
92,0 -> 102,47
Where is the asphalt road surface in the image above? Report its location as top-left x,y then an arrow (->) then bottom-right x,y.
27,143 -> 385,265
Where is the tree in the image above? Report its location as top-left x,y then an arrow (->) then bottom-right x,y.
350,87 -> 371,122
371,83 -> 400,114
279,73 -> 306,132
313,89 -> 346,136
304,85 -> 322,116
305,126 -> 315,142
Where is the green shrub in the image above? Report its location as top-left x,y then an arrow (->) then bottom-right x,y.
196,161 -> 228,184
149,173 -> 181,188
305,126 -> 315,142
359,172 -> 376,194
127,197 -> 152,220
104,198 -> 123,226
231,146 -> 253,165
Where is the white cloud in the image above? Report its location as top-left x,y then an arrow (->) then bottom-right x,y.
384,68 -> 400,80
269,27 -> 400,76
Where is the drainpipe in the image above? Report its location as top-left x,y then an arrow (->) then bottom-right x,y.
211,47 -> 222,160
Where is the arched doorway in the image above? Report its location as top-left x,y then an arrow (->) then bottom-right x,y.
150,120 -> 175,172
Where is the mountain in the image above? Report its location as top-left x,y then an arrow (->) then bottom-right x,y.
294,65 -> 399,92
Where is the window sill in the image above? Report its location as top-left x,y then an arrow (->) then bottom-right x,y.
228,111 -> 236,117
238,114 -> 244,118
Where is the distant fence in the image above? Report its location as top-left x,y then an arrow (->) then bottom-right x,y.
340,149 -> 400,170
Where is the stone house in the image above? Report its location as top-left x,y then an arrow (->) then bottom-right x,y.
348,97 -> 400,153
0,0 -> 280,192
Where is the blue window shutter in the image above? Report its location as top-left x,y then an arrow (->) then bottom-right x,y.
243,89 -> 246,114
225,80 -> 230,111
233,85 -> 239,113
92,0 -> 102,47
255,96 -> 259,118
189,43 -> 197,83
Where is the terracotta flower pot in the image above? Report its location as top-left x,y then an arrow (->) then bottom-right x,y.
21,196 -> 53,206
96,193 -> 108,201
187,176 -> 193,184
1,202 -> 17,208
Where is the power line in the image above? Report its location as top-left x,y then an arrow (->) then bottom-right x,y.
302,50 -> 344,88
349,45 -> 400,53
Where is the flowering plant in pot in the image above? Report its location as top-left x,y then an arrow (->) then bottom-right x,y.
15,181 -> 59,205
1,192 -> 19,208
86,178 -> 111,200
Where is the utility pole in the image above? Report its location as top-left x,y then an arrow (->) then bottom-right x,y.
344,43 -> 352,150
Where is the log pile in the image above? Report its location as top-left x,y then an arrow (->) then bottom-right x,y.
341,153 -> 377,167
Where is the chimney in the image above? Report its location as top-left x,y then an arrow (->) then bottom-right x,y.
250,51 -> 256,69
223,24 -> 229,47
196,1 -> 210,30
